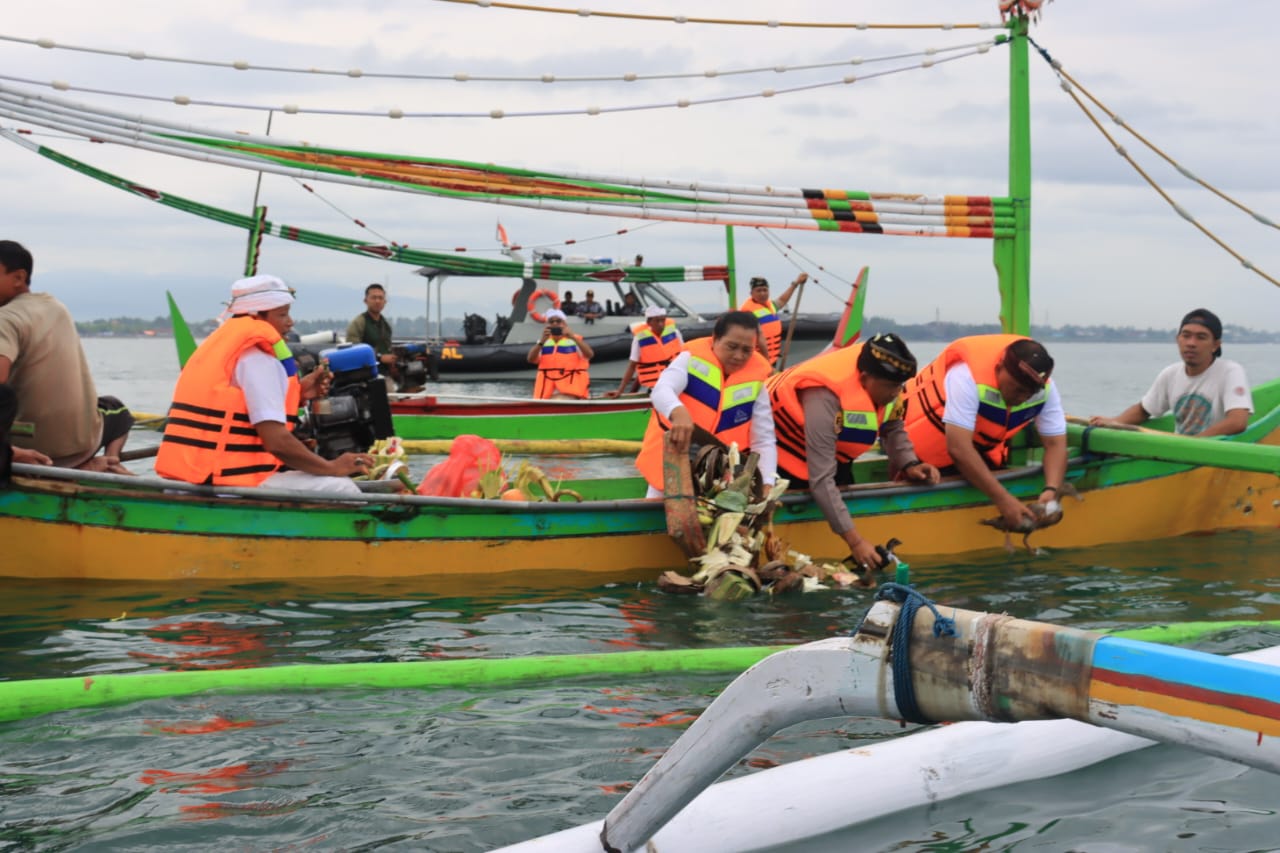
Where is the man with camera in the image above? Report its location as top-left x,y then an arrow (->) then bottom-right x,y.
527,308 -> 594,399
156,274 -> 373,494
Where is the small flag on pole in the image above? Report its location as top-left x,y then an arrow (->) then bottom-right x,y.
496,221 -> 510,248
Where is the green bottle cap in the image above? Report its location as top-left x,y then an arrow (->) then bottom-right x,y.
895,562 -> 910,585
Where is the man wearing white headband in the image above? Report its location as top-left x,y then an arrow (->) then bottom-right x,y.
157,274 -> 373,494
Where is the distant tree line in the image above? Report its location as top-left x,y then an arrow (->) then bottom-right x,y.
77,313 -> 1280,343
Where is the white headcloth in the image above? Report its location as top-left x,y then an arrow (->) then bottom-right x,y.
224,274 -> 295,319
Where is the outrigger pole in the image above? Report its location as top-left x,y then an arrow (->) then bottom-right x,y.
993,15 -> 1032,334
597,596 -> 1280,852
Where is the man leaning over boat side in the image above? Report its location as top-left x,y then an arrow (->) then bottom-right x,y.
635,310 -> 778,498
768,333 -> 941,570
1089,308 -> 1253,437
346,283 -> 397,387
527,308 -> 594,399
901,334 -> 1068,531
604,305 -> 684,398
0,239 -> 133,475
155,274 -> 373,495
739,272 -> 806,368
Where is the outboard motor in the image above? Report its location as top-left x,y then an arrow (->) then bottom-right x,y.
463,312 -> 489,345
491,314 -> 513,345
390,342 -> 440,388
305,343 -> 394,459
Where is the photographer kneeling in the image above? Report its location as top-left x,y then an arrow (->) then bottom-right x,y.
156,275 -> 372,495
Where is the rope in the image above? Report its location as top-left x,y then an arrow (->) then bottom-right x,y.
755,228 -> 850,302
873,582 -> 957,724
433,0 -> 1002,31
0,43 -> 999,120
1029,38 -> 1279,289
2,32 -> 1002,86
1028,39 -> 1278,234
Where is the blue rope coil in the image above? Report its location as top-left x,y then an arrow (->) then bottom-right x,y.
873,583 -> 957,724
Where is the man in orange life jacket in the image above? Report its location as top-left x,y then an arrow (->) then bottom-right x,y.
739,273 -> 806,367
635,310 -> 777,498
605,305 -> 684,397
902,335 -> 1068,531
156,275 -> 373,494
768,333 -> 941,569
527,308 -> 595,399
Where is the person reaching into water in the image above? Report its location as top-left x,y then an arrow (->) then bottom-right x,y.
901,334 -> 1068,532
739,273 -> 807,368
635,310 -> 777,498
156,274 -> 373,494
527,308 -> 594,399
768,333 -> 940,570
1089,308 -> 1252,436
0,240 -> 132,474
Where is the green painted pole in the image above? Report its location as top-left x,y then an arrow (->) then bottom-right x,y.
4,620 -> 1280,724
0,646 -> 783,724
1066,423 -> 1280,475
994,20 -> 1032,335
724,225 -> 738,308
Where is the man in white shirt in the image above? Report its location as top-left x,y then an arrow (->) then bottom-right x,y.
157,275 -> 373,494
1091,308 -> 1253,436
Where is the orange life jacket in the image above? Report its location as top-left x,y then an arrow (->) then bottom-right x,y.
533,336 -> 591,399
767,343 -> 889,482
635,337 -> 772,490
739,296 -> 783,365
903,334 -> 1047,468
632,319 -> 682,387
156,316 -> 302,486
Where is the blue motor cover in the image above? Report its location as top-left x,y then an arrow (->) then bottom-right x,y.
320,343 -> 377,375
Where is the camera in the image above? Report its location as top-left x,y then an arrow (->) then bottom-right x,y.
302,343 -> 395,459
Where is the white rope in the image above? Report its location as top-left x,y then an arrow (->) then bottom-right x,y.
0,44 -> 995,120
1,32 -> 998,85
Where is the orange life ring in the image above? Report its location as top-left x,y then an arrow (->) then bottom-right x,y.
527,289 -> 560,323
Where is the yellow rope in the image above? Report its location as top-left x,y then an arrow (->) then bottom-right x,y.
1054,65 -> 1279,234
435,0 -> 994,30
1054,71 -> 1279,288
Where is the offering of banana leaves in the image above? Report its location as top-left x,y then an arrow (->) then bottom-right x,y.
657,442 -> 876,600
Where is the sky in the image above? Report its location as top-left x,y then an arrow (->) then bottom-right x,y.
1,0 -> 1277,331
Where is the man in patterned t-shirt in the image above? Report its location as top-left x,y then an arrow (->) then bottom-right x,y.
1090,308 -> 1253,436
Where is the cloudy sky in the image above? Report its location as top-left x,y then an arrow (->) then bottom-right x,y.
2,0 -> 1277,331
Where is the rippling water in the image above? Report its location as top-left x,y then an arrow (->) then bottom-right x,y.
2,339 -> 1278,850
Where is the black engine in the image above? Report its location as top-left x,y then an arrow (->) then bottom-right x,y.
304,344 -> 395,460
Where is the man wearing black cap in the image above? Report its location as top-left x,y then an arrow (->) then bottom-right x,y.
1091,308 -> 1252,436
768,333 -> 941,569
902,334 -> 1068,531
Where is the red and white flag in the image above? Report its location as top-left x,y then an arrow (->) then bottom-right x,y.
495,221 -> 510,248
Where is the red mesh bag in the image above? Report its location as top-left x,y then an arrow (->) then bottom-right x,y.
416,434 -> 506,497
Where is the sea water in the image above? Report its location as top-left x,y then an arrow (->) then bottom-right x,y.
1,338 -> 1278,851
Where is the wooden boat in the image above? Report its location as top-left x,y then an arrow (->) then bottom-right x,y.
2,380 -> 1275,582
